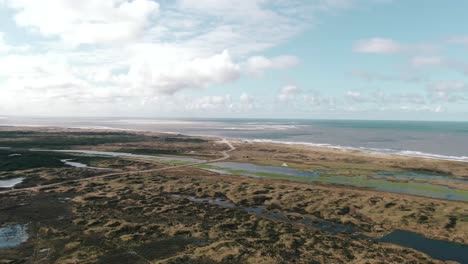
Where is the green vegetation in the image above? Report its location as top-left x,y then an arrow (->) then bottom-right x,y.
119,148 -> 182,155
0,149 -> 116,172
196,164 -> 468,200
0,131 -> 206,149
0,149 -> 71,171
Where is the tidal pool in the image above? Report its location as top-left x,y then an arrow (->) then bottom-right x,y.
0,178 -> 24,188
0,224 -> 29,249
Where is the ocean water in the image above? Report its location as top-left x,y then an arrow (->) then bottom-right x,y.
1,117 -> 468,161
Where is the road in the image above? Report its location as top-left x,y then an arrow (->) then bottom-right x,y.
0,139 -> 236,195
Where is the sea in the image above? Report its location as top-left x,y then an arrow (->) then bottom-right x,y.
1,117 -> 468,162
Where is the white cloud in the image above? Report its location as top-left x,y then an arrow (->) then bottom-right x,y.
353,38 -> 438,55
353,38 -> 401,54
162,1 -> 311,57
277,85 -> 301,103
346,91 -> 367,103
125,49 -> 241,95
239,93 -> 255,111
346,90 -> 428,106
427,81 -> 467,103
4,0 -> 159,46
246,55 -> 299,76
0,0 -> 414,116
303,93 -> 336,108
411,56 -> 445,67
185,95 -> 233,111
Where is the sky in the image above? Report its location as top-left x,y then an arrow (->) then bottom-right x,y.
0,0 -> 468,120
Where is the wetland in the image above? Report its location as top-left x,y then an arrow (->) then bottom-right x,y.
0,127 -> 467,263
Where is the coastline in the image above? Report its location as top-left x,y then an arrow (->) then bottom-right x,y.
1,125 -> 467,250
2,124 -> 468,164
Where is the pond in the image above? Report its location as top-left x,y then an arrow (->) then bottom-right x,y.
378,230 -> 468,263
48,149 -> 206,163
0,224 -> 29,249
0,178 -> 24,188
60,159 -> 110,170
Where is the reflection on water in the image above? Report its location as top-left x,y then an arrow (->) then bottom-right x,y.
0,178 -> 24,188
0,224 -> 29,249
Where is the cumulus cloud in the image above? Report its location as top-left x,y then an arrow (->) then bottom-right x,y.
353,38 -> 438,55
353,38 -> 401,54
125,50 -> 241,95
427,81 -> 467,103
4,0 -> 159,46
0,0 -> 436,116
277,85 -> 301,103
303,93 -> 336,108
246,55 -> 299,76
185,95 -> 233,111
0,0 -> 318,116
346,90 -> 428,106
239,93 -> 255,111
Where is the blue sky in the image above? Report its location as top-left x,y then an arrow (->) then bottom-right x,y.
0,0 -> 467,120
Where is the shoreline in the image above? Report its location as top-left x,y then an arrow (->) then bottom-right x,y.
1,124 -> 468,164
